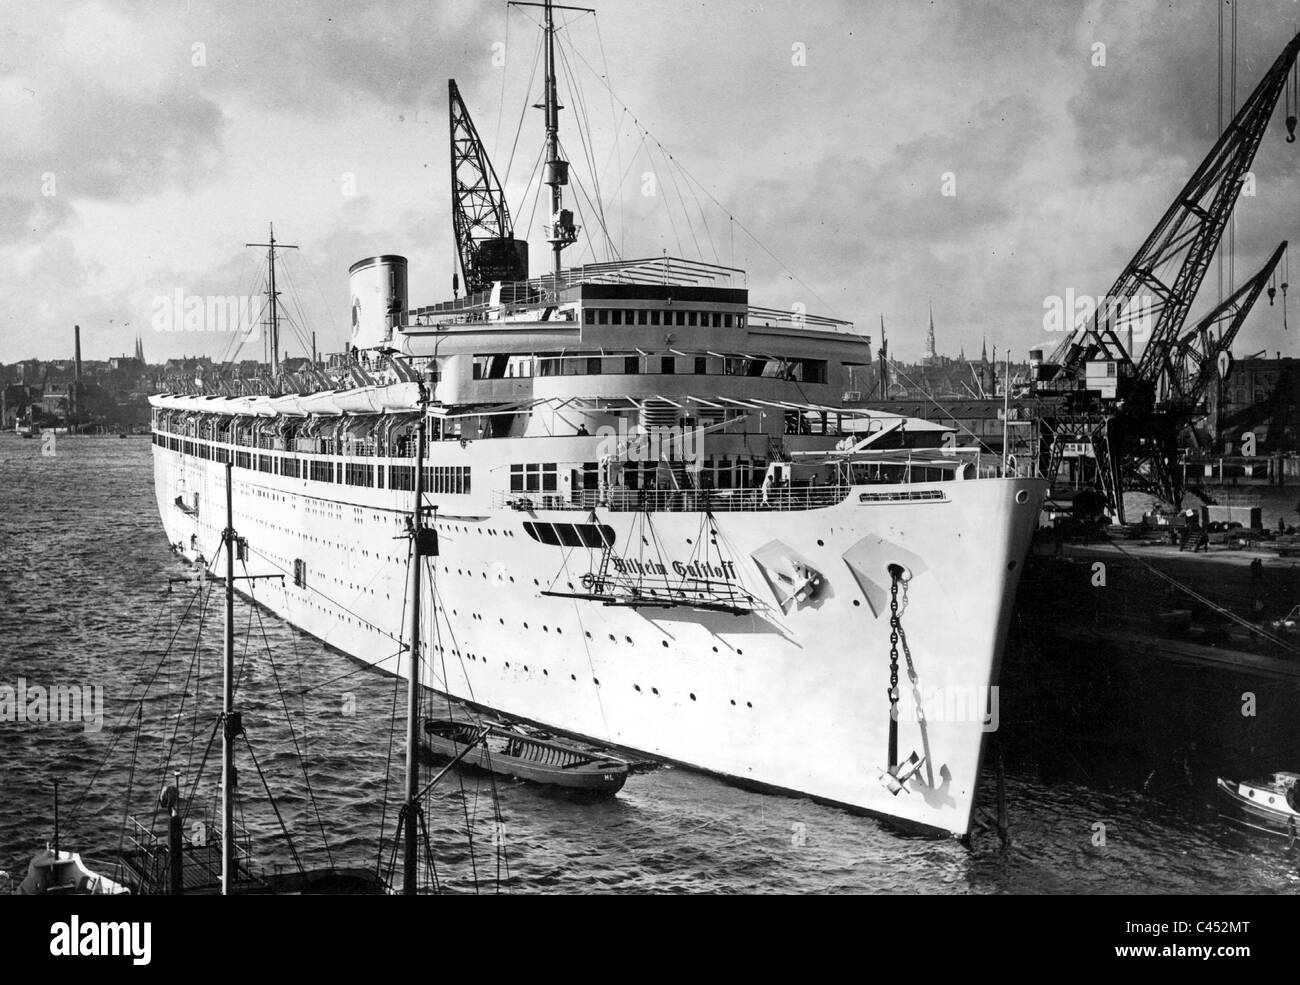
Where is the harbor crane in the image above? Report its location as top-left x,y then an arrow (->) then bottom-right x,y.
1035,34 -> 1300,522
448,79 -> 530,297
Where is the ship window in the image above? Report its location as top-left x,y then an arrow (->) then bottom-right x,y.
674,311 -> 686,326
660,356 -> 675,375
586,357 -> 601,375
613,309 -> 624,325
577,524 -> 615,548
597,309 -> 608,325
688,311 -> 698,326
511,463 -> 553,492
624,310 -> 634,324
637,310 -> 648,325
584,309 -> 595,325
695,357 -> 708,375
737,315 -> 745,328
524,521 -> 561,546
523,522 -> 615,548
624,356 -> 639,374
650,311 -> 661,326
390,465 -> 415,490
790,359 -> 828,384
293,559 -> 306,588
711,313 -> 721,327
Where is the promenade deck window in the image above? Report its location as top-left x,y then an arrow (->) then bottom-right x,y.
511,463 -> 557,492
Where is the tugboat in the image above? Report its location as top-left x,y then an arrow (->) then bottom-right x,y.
1216,771 -> 1300,838
16,849 -> 129,896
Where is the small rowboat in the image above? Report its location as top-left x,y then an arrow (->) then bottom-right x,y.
1216,771 -> 1300,838
421,719 -> 629,798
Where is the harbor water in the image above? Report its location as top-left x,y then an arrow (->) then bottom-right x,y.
1,434 -> 1297,894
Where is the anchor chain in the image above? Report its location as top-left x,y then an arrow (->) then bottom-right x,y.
895,575 -> 925,729
887,567 -> 903,770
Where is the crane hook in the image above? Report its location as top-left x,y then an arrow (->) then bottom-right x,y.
1288,115 -> 1298,143
1269,285 -> 1277,306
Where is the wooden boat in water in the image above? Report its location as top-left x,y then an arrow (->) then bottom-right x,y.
1216,771 -> 1300,837
422,719 -> 629,798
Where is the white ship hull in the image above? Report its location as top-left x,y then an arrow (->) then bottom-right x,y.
151,441 -> 1043,836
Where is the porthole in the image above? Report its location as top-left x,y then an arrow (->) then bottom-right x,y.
1015,489 -> 1030,504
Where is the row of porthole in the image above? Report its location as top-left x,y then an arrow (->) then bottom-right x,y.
456,650 -> 753,708
437,522 -> 517,539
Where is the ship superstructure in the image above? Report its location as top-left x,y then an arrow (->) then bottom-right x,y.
148,1 -> 1044,836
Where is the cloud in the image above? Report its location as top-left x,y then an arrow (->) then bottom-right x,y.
2,0 -> 1300,364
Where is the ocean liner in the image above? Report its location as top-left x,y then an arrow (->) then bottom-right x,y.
148,1 -> 1044,836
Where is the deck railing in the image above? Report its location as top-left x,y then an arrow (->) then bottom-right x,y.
493,485 -> 856,513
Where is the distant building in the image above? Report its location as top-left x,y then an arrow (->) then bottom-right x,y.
1219,357 -> 1300,453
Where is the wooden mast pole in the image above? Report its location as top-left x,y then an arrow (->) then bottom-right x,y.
403,399 -> 430,893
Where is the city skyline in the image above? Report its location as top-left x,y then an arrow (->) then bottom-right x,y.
2,1 -> 1299,366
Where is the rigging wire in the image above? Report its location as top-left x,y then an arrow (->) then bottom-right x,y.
593,14 -> 627,257
561,37 -> 842,316
243,559 -> 336,870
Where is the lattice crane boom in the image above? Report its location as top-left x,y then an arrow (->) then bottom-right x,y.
1173,240 -> 1288,409
1046,33 -> 1300,389
449,79 -> 529,296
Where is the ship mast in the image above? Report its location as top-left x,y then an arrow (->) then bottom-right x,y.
401,393 -> 434,893
246,223 -> 298,377
514,0 -> 587,286
221,461 -> 237,894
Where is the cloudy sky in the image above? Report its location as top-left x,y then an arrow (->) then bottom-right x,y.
2,0 -> 1299,366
